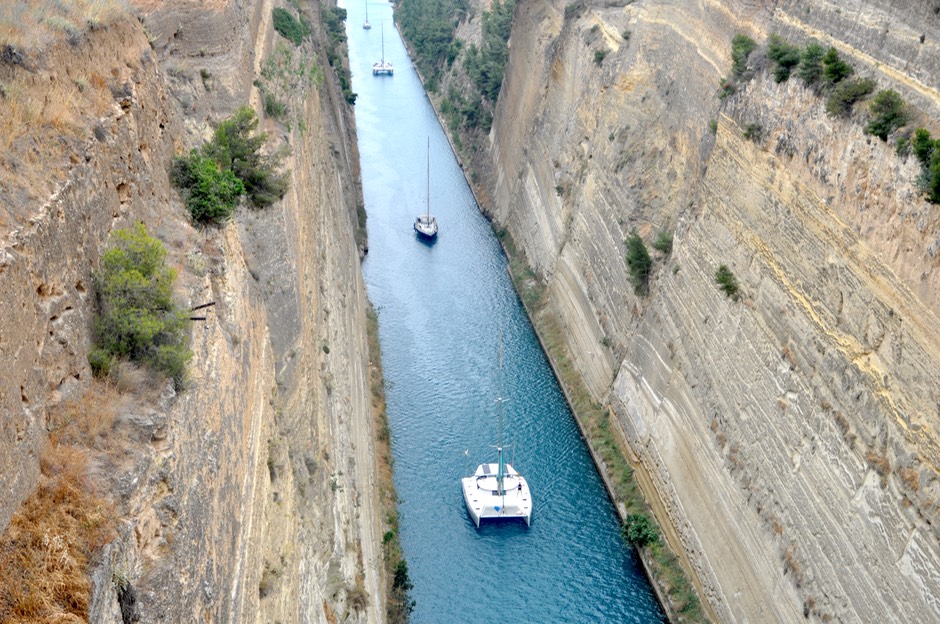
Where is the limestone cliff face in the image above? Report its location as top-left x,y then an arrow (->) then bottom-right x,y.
1,1 -> 381,622
487,0 -> 940,621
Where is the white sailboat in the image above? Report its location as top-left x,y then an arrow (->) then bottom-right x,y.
461,334 -> 532,528
362,0 -> 371,29
414,138 -> 438,239
372,24 -> 393,75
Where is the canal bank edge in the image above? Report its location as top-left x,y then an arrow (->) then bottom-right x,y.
390,23 -> 712,624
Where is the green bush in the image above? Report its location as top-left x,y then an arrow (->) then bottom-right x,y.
925,150 -> 940,203
204,107 -> 289,208
730,33 -> 757,80
622,513 -> 659,547
797,40 -> 826,85
463,0 -> 515,103
825,77 -> 875,118
263,92 -> 287,119
767,34 -> 801,82
272,7 -> 310,46
715,264 -> 740,300
172,150 -> 245,223
652,230 -> 673,255
865,89 -> 909,141
743,123 -> 762,142
92,224 -> 192,388
594,48 -> 609,65
822,46 -> 853,84
396,0 -> 466,81
625,231 -> 653,295
911,128 -> 936,165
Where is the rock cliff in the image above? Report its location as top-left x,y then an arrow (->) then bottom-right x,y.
483,0 -> 940,621
0,1 -> 382,622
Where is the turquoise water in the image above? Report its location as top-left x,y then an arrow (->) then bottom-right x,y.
347,4 -> 665,622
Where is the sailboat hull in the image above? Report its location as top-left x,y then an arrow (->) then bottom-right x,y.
462,463 -> 531,527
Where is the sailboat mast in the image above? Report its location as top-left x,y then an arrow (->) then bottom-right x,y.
497,332 -> 504,497
426,138 -> 430,220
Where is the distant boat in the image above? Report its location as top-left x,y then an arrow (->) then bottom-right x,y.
372,24 -> 393,76
461,333 -> 532,528
414,139 -> 438,239
363,0 -> 371,29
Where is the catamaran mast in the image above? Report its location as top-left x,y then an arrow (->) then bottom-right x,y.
497,332 -> 505,498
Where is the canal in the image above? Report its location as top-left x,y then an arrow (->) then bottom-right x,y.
347,3 -> 665,622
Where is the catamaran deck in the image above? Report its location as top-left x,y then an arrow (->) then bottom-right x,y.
461,463 -> 531,527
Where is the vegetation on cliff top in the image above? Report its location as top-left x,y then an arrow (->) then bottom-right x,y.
0,0 -> 127,50
395,0 -> 467,85
322,6 -> 357,105
726,33 -> 940,204
397,0 -> 514,135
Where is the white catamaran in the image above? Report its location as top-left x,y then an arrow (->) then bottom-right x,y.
372,24 -> 393,75
414,138 -> 438,239
461,335 -> 532,527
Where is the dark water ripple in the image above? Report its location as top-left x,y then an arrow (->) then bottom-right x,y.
346,3 -> 665,622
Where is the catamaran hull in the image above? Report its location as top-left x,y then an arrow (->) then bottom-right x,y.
461,465 -> 532,528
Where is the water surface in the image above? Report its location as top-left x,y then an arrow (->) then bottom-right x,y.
347,5 -> 665,621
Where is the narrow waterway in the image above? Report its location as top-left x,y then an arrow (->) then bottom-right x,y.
347,4 -> 665,622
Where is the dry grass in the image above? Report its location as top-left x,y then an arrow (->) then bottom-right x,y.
0,0 -> 129,49
0,379 -> 129,621
47,380 -> 129,450
865,450 -> 891,479
0,445 -> 115,621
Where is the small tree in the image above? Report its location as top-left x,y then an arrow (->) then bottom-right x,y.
825,78 -> 875,118
91,224 -> 192,387
625,231 -> 653,295
797,40 -> 826,86
730,34 -> 757,80
272,7 -> 310,46
622,513 -> 659,547
204,107 -> 290,208
767,34 -> 801,82
172,150 -> 245,223
911,128 -> 935,165
822,47 -> 853,84
652,230 -> 673,255
865,89 -> 909,141
715,264 -> 740,301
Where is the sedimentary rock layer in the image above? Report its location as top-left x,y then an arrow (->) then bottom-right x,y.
488,0 -> 940,620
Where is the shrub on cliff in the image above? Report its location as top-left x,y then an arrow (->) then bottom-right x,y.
625,231 -> 653,295
911,128 -> 936,165
206,107 -> 290,207
797,39 -> 826,86
90,224 -> 192,388
730,34 -> 757,80
822,47 -> 853,84
172,150 -> 245,223
272,7 -> 310,46
715,264 -> 740,301
825,77 -> 875,118
767,34 -> 801,82
865,89 -> 909,141
622,513 -> 659,547
652,230 -> 673,255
